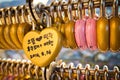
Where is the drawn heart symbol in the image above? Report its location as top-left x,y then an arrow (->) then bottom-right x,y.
23,27 -> 62,67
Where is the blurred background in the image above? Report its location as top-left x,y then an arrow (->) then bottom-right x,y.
0,0 -> 119,70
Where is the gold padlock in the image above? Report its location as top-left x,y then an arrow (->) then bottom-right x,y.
52,4 -> 69,48
10,7 -> 22,49
110,0 -> 120,52
64,4 -> 78,49
0,9 -> 12,49
97,0 -> 109,52
17,6 -> 32,46
23,10 -> 62,67
4,8 -> 17,49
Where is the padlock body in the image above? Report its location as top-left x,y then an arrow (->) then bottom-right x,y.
86,18 -> 97,50
110,16 -> 120,51
97,17 -> 109,52
75,20 -> 87,50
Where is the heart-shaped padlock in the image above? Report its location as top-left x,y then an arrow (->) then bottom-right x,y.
75,1 -> 87,50
86,0 -> 97,50
4,8 -> 17,49
64,4 -> 78,49
23,10 -> 62,67
10,7 -> 22,49
0,9 -> 12,49
17,6 -> 32,45
97,0 -> 109,52
110,0 -> 120,52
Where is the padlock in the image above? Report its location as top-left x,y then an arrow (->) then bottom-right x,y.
64,3 -> 78,49
75,0 -> 87,50
10,7 -> 22,49
50,2 -> 62,30
17,6 -> 32,45
4,8 -> 17,49
55,0 -> 70,48
23,10 -> 62,67
110,0 -> 120,52
0,9 -> 13,49
97,0 -> 109,52
86,0 -> 97,50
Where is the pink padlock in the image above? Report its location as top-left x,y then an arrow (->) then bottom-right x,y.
86,0 -> 97,50
86,18 -> 97,50
75,20 -> 87,50
75,1 -> 87,50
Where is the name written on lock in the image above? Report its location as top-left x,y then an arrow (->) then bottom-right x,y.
30,50 -> 52,59
27,32 -> 53,52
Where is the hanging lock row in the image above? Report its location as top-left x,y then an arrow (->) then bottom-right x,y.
0,58 -> 45,80
0,5 -> 32,49
0,58 -> 119,80
0,0 -> 119,51
42,0 -> 120,52
22,0 -> 120,67
51,0 -> 120,52
50,62 -> 120,80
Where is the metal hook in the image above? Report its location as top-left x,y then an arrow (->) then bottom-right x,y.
60,62 -> 66,78
5,7 -> 12,25
17,5 -> 25,23
68,63 -> 74,79
27,60 -> 33,78
50,71 -> 61,80
9,7 -> 16,24
21,59 -> 27,77
13,6 -> 19,24
15,59 -> 22,77
40,10 -> 51,27
113,0 -> 119,16
50,4 -> 55,18
23,5 -> 32,24
103,65 -> 108,80
5,58 -> 12,75
34,65 -> 40,79
1,58 -> 7,75
76,63 -> 82,80
10,59 -> 16,75
67,4 -> 73,21
88,0 -> 94,18
57,5 -> 62,20
0,8 -> 6,25
47,62 -> 57,80
114,66 -> 119,80
100,0 -> 105,17
77,0 -> 83,19
85,64 -> 90,80
0,9 -> 3,25
94,65 -> 100,80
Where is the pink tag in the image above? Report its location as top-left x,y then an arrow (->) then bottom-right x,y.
86,18 -> 97,50
75,19 -> 87,50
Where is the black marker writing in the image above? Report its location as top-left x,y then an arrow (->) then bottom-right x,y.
30,53 -> 40,58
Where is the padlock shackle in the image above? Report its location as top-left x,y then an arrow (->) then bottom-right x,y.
40,10 -> 51,28
100,0 -> 105,17
113,0 -> 119,16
